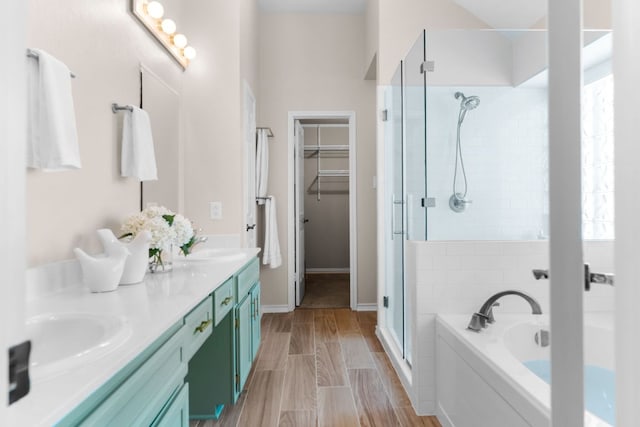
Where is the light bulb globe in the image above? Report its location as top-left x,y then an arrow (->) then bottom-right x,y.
146,1 -> 164,19
184,46 -> 197,60
173,34 -> 188,49
161,19 -> 176,35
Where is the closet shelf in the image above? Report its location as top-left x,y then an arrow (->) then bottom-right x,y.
318,169 -> 349,177
304,145 -> 349,152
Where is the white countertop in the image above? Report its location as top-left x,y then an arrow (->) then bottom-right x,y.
8,248 -> 260,427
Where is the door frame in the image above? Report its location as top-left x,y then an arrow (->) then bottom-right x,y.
242,81 -> 257,248
287,111 -> 357,311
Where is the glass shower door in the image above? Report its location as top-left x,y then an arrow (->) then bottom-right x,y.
404,30 -> 427,243
386,62 -> 405,356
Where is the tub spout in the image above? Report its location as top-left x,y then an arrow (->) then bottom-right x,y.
467,290 -> 542,332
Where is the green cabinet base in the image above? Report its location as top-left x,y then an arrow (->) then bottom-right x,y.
187,310 -> 235,419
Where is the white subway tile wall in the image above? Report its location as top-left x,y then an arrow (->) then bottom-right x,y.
425,87 -> 549,240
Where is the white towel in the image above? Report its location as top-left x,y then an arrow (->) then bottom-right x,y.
121,106 -> 158,181
256,129 -> 269,205
27,49 -> 81,170
263,196 -> 282,269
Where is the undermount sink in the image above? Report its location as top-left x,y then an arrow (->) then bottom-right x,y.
26,313 -> 131,381
179,248 -> 247,263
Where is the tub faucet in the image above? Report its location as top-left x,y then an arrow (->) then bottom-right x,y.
467,290 -> 542,332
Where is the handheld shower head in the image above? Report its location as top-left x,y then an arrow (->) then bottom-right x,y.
455,92 -> 480,111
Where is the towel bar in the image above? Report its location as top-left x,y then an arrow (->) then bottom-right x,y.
256,127 -> 274,138
111,103 -> 134,113
26,49 -> 76,78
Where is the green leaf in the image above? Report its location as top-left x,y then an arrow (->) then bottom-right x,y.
162,214 -> 175,226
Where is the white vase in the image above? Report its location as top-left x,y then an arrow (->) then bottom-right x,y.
97,228 -> 151,285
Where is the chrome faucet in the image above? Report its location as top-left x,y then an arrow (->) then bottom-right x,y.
467,290 -> 542,332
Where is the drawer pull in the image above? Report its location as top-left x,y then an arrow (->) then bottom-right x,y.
194,319 -> 212,334
221,296 -> 233,306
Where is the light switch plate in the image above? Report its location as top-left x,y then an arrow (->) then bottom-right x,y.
210,202 -> 222,220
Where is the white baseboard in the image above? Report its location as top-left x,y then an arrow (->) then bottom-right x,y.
436,403 -> 454,427
356,303 -> 377,311
261,305 -> 290,313
306,268 -> 350,274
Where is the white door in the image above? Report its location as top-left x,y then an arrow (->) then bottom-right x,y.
243,83 -> 257,247
294,120 -> 306,305
2,1 -> 28,421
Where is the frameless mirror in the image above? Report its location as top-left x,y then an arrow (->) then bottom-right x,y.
140,66 -> 182,212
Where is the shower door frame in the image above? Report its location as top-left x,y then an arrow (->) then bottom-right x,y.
286,111 -> 358,311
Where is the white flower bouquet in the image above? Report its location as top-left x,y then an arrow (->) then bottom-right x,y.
121,206 -> 198,271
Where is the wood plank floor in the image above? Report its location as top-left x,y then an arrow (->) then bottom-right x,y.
190,309 -> 441,427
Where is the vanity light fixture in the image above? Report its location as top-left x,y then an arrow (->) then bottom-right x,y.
132,0 -> 196,70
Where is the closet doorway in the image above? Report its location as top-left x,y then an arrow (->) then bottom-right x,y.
287,111 -> 357,310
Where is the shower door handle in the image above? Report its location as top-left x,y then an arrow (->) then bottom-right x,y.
391,195 -> 404,239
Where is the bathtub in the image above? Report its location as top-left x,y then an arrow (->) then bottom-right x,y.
435,313 -> 614,427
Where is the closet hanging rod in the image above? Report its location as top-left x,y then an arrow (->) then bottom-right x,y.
257,127 -> 274,138
111,103 -> 134,113
27,49 -> 76,78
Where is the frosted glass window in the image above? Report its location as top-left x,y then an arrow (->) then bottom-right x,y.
582,74 -> 614,239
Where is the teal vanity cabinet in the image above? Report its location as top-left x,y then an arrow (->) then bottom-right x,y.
57,293 -> 215,427
188,257 -> 262,420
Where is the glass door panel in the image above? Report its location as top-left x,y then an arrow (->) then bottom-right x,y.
385,62 -> 405,356
404,30 -> 427,242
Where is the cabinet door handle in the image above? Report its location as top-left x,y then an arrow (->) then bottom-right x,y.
222,296 -> 233,306
194,319 -> 212,334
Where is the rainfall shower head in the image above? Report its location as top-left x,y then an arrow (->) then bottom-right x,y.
455,92 -> 480,111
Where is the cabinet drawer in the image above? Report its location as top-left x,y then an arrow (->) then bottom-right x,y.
184,296 -> 214,361
80,327 -> 186,426
213,277 -> 234,326
236,258 -> 259,300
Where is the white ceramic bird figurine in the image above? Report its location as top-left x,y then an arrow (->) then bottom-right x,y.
74,242 -> 130,293
97,228 -> 151,285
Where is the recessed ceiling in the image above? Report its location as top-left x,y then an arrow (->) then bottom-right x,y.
453,0 -> 547,29
258,0 -> 366,14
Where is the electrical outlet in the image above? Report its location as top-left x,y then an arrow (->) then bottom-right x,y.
210,202 -> 222,220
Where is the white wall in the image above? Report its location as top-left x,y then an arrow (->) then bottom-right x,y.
182,0 -> 259,246
405,239 -> 614,414
364,0 -> 379,77
26,0 -> 183,265
426,86 -> 549,240
258,13 -> 377,306
181,0 -> 243,238
377,0 -> 490,85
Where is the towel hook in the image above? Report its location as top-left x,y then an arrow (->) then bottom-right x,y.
111,103 -> 134,114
